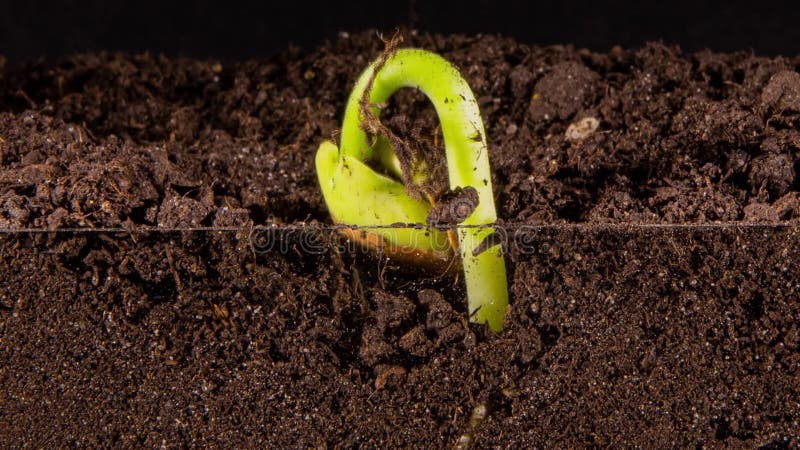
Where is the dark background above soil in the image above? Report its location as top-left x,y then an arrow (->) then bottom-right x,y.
1,0 -> 800,63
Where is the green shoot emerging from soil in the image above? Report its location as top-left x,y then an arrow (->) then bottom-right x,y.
316,46 -> 508,331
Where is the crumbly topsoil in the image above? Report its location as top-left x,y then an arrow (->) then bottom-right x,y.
1,32 -> 799,448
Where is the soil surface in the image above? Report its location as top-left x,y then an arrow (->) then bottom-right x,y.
1,31 -> 799,447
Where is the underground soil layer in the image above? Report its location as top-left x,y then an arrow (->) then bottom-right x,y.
1,31 -> 799,447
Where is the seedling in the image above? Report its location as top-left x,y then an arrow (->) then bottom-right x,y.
315,47 -> 508,331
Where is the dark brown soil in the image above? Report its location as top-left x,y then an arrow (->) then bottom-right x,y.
1,31 -> 799,448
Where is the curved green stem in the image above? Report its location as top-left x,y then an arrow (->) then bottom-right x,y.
316,48 -> 508,331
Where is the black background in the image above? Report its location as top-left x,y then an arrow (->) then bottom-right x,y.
1,0 -> 799,63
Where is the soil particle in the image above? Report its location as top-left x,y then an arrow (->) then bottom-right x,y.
774,192 -> 800,219
359,326 -> 396,366
761,70 -> 800,126
743,201 -> 780,222
157,192 -> 214,228
528,61 -> 600,124
749,152 -> 796,199
0,192 -> 30,227
420,288 -> 461,331
373,289 -> 416,332
398,325 -> 435,357
508,64 -> 534,100
670,96 -> 763,159
374,364 -> 407,390
427,186 -> 480,227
